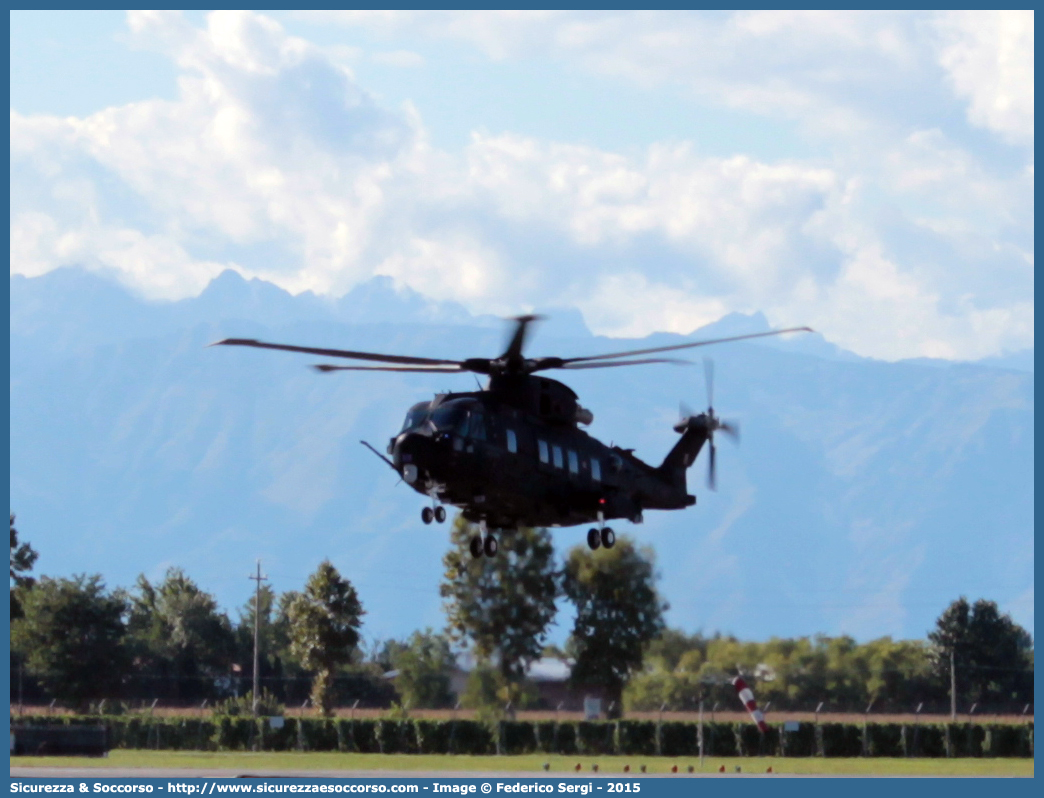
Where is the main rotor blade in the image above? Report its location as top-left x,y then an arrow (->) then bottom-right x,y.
560,327 -> 813,365
708,440 -> 717,491
558,358 -> 691,370
501,314 -> 545,361
210,338 -> 461,367
314,364 -> 463,373
704,357 -> 715,410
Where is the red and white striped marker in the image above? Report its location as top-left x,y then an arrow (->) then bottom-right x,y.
732,676 -> 768,733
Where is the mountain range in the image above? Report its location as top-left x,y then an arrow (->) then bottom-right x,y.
8,267 -> 1034,644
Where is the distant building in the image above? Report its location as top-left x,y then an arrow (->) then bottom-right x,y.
447,654 -> 606,712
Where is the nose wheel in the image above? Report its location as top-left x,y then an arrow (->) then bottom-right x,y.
421,495 -> 448,525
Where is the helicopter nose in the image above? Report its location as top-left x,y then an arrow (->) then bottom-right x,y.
393,430 -> 436,481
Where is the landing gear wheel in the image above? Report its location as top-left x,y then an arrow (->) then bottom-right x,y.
483,535 -> 499,557
434,506 -> 447,523
601,527 -> 616,549
421,507 -> 434,525
469,536 -> 484,559
587,528 -> 601,550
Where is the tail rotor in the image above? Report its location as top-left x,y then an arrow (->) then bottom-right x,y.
675,358 -> 739,490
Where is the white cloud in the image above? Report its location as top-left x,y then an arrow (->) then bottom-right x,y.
934,10 -> 1034,146
9,10 -> 1033,361
11,11 -> 422,298
305,10 -> 1031,147
576,272 -> 731,338
374,235 -> 504,303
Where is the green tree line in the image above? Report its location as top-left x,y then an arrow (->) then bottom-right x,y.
9,513 -> 1034,715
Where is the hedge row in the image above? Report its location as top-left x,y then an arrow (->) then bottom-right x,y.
10,716 -> 1033,758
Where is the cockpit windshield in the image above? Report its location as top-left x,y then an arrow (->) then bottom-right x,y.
430,402 -> 469,431
400,402 -> 430,432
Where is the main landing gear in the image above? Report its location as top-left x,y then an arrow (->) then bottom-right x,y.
587,510 -> 615,551
469,520 -> 499,558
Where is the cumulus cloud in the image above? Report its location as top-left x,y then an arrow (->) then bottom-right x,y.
303,10 -> 1033,148
11,11 -> 421,299
9,10 -> 1033,360
934,10 -> 1034,146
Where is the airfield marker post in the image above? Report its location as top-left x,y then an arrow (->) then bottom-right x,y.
656,703 -> 667,756
814,702 -> 825,757
863,700 -> 873,757
698,698 -> 705,770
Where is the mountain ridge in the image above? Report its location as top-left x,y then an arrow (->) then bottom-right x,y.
9,267 -> 1034,643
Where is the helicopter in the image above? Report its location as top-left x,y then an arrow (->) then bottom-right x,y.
212,316 -> 809,558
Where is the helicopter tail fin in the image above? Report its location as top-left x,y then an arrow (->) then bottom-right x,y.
657,415 -> 711,491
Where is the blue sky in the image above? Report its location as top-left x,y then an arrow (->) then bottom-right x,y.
10,10 -> 1034,361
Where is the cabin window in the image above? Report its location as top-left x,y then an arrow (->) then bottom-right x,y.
552,445 -> 564,469
454,414 -> 470,437
590,458 -> 601,482
506,429 -> 518,453
567,450 -> 579,474
469,411 -> 486,441
538,440 -> 549,464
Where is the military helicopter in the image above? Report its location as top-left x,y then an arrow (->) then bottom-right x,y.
212,317 -> 809,558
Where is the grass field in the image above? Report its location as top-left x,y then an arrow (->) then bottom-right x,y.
9,751 -> 1034,777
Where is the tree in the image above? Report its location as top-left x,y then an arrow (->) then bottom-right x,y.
126,567 -> 236,701
11,574 -> 128,705
389,629 -> 456,709
440,516 -> 559,694
10,513 -> 38,620
929,597 -> 1033,709
288,560 -> 364,715
562,536 -> 667,711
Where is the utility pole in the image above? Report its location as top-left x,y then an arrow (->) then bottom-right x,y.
249,559 -> 269,717
949,648 -> 957,720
